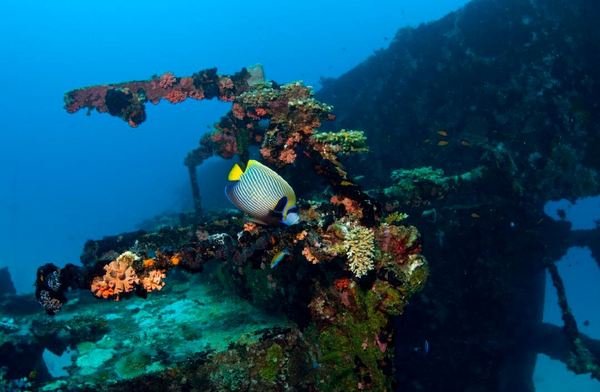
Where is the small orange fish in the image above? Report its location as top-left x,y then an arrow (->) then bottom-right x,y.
437,130 -> 448,137
437,140 -> 449,146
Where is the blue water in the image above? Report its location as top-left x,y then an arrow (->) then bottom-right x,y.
1,1 -> 598,390
0,0 -> 468,293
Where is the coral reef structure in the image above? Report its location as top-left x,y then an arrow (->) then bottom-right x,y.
24,65 -> 434,391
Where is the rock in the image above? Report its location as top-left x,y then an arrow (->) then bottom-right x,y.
0,267 -> 16,296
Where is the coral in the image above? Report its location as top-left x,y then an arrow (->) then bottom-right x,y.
343,225 -> 375,278
164,89 -> 187,103
383,211 -> 409,225
64,66 -> 262,127
331,195 -> 363,218
91,251 -> 140,300
142,258 -> 155,268
169,253 -> 182,266
278,148 -> 297,164
302,246 -> 319,264
51,59 -> 434,391
312,129 -> 369,155
141,269 -> 166,292
158,72 -> 176,89
37,290 -> 63,314
384,166 -> 447,202
243,221 -> 259,234
334,277 -> 351,292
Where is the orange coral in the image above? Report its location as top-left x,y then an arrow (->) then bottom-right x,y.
141,269 -> 166,292
243,222 -> 258,233
331,195 -> 363,218
91,251 -> 139,300
170,254 -> 182,266
90,278 -> 114,299
334,277 -> 351,291
302,246 -> 319,264
295,230 -> 308,242
143,258 -> 155,268
255,107 -> 268,117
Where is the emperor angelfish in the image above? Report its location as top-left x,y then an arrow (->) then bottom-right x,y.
225,160 -> 300,226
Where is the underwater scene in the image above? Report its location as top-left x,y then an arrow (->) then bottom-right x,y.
1,0 -> 600,391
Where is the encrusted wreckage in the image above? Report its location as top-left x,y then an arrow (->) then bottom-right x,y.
317,0 -> 600,389
29,66 -> 427,391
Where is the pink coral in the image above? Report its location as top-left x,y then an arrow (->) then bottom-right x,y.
159,72 -> 176,89
165,89 -> 187,103
232,103 -> 246,120
278,148 -> 297,164
330,195 -> 363,217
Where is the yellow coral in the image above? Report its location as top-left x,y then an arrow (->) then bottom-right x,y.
343,225 -> 375,278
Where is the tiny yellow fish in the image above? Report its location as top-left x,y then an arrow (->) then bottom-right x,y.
471,213 -> 480,219
437,130 -> 448,137
437,140 -> 449,146
460,140 -> 471,146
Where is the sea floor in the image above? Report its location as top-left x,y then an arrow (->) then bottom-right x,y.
28,269 -> 290,390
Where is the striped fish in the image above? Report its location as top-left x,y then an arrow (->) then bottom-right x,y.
225,160 -> 299,226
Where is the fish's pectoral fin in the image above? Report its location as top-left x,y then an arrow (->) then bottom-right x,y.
273,196 -> 288,214
228,163 -> 244,181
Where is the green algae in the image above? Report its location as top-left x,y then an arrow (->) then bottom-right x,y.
115,351 -> 153,379
259,343 -> 284,382
312,130 -> 369,155
314,286 -> 394,392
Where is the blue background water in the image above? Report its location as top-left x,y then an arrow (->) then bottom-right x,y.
0,1 -> 598,390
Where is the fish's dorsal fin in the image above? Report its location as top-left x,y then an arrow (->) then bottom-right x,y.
228,163 -> 244,181
246,160 -> 262,170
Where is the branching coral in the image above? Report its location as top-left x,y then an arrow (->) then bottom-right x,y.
343,225 -> 375,278
91,251 -> 140,300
